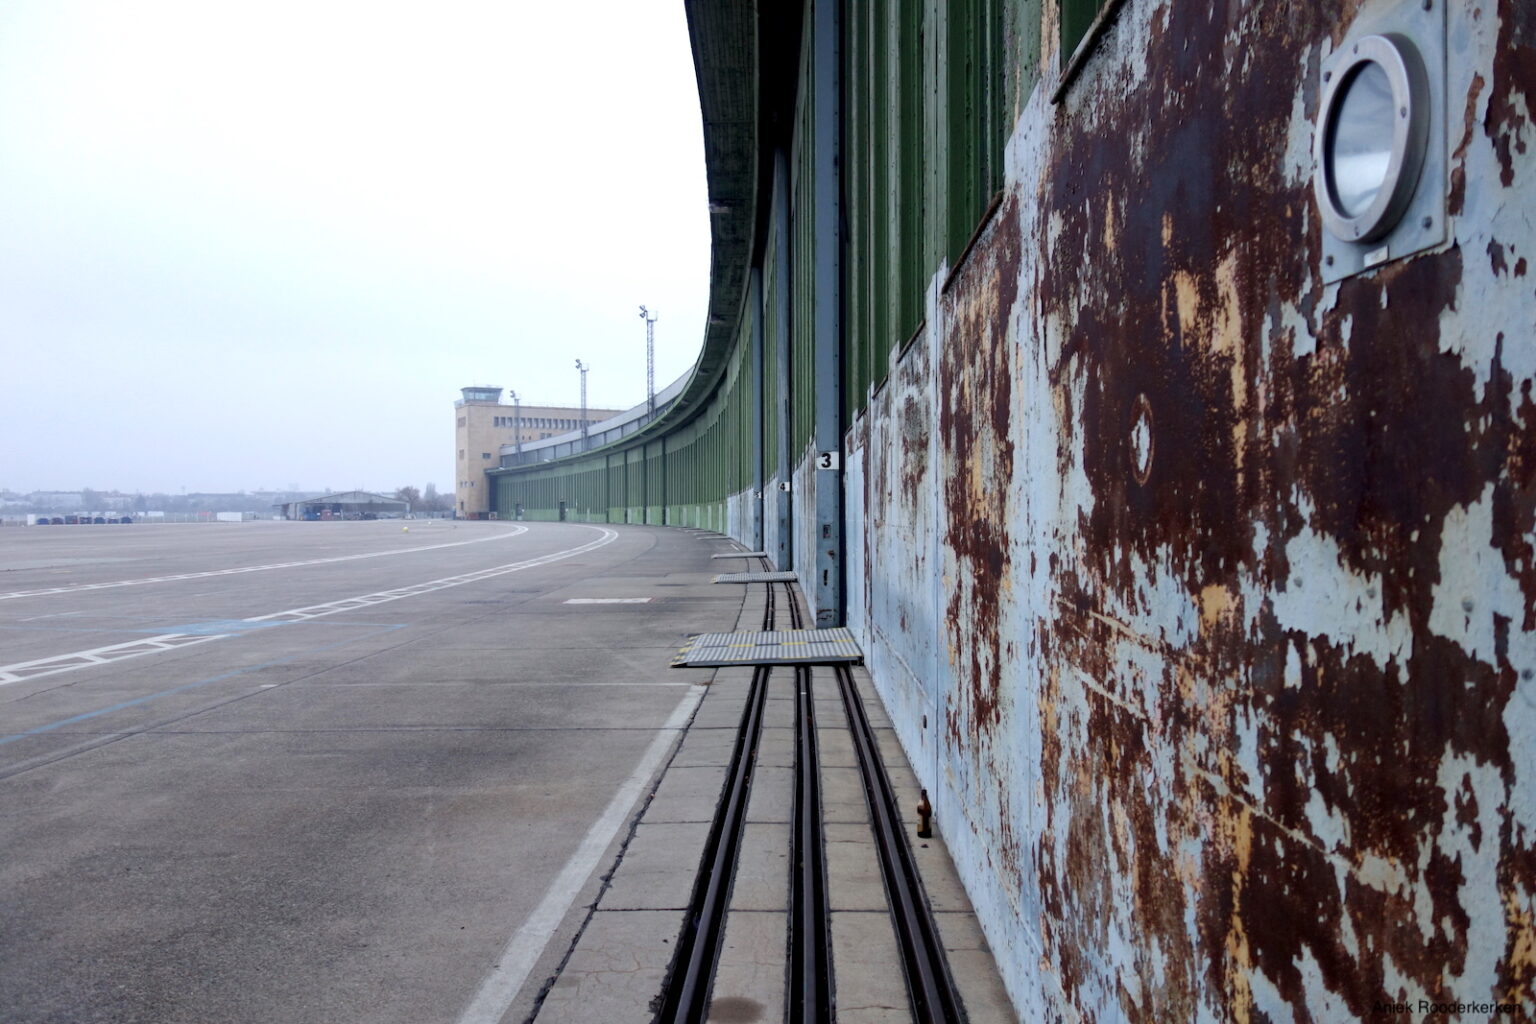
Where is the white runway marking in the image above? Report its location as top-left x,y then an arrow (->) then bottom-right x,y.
246,529 -> 618,623
455,683 -> 708,1024
0,526 -> 528,602
0,528 -> 619,686
0,632 -> 228,684
563,597 -> 652,604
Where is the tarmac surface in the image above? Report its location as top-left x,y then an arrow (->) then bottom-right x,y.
0,519 -> 1011,1023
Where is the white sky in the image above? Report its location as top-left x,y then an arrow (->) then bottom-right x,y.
0,2 -> 710,495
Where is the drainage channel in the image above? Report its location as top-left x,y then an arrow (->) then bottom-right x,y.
654,661 -> 769,1024
655,572 -> 778,1024
836,661 -> 964,1023
790,666 -> 831,1022
658,574 -> 962,1023
785,581 -> 832,1024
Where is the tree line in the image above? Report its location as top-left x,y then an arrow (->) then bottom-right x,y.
393,484 -> 451,512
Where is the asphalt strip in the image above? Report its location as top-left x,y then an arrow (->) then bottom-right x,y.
455,683 -> 708,1024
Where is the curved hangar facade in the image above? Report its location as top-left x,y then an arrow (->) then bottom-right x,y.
490,2 -> 1536,1019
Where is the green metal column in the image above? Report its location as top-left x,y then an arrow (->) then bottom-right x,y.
773,148 -> 793,572
751,265 -> 766,552
811,0 -> 843,627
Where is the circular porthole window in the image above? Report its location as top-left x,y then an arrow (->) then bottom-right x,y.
1314,33 -> 1430,244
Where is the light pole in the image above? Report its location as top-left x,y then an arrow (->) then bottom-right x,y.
509,390 -> 522,457
574,359 -> 589,449
638,305 -> 657,415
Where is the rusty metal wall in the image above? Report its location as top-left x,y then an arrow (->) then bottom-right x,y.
847,0 -> 1536,1019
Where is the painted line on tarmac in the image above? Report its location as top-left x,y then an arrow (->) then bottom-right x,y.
0,625 -> 407,751
455,683 -> 708,1024
244,528 -> 619,623
563,597 -> 652,604
0,525 -> 529,602
0,632 -> 230,685
0,528 -> 620,686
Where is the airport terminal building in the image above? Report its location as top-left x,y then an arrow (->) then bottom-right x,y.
454,387 -> 619,518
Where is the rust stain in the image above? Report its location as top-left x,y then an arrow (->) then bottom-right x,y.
940,194 -> 1021,750
1488,0 -> 1535,189
1506,888 -> 1536,1009
838,1 -> 1536,1019
1449,72 -> 1487,217
899,392 -> 929,507
1010,0 -> 1536,1019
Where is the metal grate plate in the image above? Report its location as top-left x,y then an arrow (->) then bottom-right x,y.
713,571 -> 797,583
710,552 -> 769,559
673,628 -> 863,667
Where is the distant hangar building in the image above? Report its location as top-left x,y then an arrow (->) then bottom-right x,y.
277,491 -> 409,521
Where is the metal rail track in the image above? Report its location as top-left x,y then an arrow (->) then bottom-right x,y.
654,660 -> 768,1024
835,662 -> 964,1023
788,574 -> 832,1021
655,571 -> 776,1023
658,572 -> 961,1023
789,666 -> 831,1022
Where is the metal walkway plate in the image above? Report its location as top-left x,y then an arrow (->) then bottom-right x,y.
710,552 -> 769,559
714,571 -> 797,583
673,628 -> 863,667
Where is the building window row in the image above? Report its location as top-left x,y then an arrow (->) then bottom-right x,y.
491,415 -> 585,431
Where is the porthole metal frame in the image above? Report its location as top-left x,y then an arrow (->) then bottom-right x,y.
1315,0 -> 1446,285
1315,34 -> 1429,245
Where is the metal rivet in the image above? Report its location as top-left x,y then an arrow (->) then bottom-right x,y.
1462,598 -> 1475,613
1422,216 -> 1434,229
1324,70 -> 1333,83
1400,106 -> 1408,117
1326,255 -> 1336,266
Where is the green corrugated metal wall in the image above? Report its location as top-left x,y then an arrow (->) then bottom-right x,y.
490,0 -> 1021,526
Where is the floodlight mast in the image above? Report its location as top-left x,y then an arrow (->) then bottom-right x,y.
574,360 -> 589,449
639,305 -> 658,415
509,390 -> 522,455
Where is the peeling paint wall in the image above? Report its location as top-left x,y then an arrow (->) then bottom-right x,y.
845,0 -> 1536,1018
510,2 -> 1533,1016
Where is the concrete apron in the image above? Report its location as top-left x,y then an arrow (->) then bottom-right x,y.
527,579 -> 1015,1023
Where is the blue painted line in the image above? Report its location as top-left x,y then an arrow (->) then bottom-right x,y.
254,619 -> 406,628
154,620 -> 287,636
0,624 -> 406,747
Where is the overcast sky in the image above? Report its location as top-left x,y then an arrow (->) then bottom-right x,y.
0,2 -> 710,496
